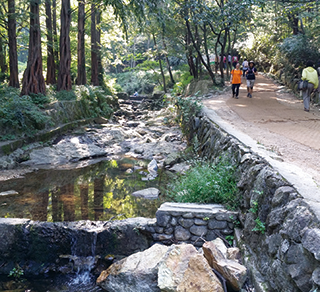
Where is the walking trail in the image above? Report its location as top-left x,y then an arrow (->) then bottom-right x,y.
203,74 -> 320,216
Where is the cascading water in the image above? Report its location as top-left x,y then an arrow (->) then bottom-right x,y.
68,230 -> 100,290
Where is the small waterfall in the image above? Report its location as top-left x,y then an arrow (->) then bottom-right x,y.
69,230 -> 98,288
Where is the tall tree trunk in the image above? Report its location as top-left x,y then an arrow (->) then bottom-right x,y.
57,0 -> 72,91
91,4 -> 99,86
186,32 -> 197,78
76,0 -> 86,85
21,0 -> 46,96
186,19 -> 216,85
97,10 -> 104,86
52,0 -> 59,73
8,0 -> 19,88
0,35 -> 7,82
45,0 -> 56,84
162,37 -> 174,84
153,33 -> 166,93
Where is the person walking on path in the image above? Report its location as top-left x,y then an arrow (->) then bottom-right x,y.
245,61 -> 257,98
232,55 -> 238,68
231,63 -> 242,99
242,59 -> 248,77
301,60 -> 319,112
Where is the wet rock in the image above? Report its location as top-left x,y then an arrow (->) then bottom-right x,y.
131,188 -> 160,200
97,243 -> 168,292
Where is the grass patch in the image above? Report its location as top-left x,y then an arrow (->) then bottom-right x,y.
168,158 -> 239,210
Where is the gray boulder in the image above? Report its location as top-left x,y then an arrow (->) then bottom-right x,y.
97,244 -> 169,292
131,188 -> 160,200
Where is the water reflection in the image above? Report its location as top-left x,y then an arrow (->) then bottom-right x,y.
0,157 -> 168,221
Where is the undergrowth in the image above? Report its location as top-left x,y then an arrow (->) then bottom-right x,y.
168,157 -> 239,210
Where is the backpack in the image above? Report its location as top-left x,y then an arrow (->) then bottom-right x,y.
298,79 -> 309,91
246,68 -> 255,80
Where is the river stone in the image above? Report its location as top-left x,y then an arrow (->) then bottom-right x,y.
97,243 -> 168,292
190,225 -> 207,237
208,219 -> 227,230
178,218 -> 194,228
156,211 -> 171,227
176,254 -> 224,292
131,187 -> 160,200
175,226 -> 191,241
169,163 -> 190,174
158,244 -> 198,291
203,241 -> 247,291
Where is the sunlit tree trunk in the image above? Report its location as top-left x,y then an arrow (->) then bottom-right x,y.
21,0 -> 46,96
76,0 -> 86,85
57,0 -> 72,91
91,3 -> 99,85
153,33 -> 167,93
45,0 -> 56,84
52,0 -> 59,70
96,10 -> 104,86
8,0 -> 19,88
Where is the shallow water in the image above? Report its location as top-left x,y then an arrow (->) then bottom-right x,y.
0,156 -> 169,222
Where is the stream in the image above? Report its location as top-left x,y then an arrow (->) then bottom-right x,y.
0,95 -> 186,291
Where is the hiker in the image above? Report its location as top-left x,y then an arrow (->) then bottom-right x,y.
232,55 -> 238,68
228,53 -> 232,70
223,55 -> 227,69
245,61 -> 257,98
231,63 -> 242,99
242,59 -> 248,77
301,60 -> 319,112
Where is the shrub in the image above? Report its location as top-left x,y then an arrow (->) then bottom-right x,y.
168,158 -> 239,210
0,85 -> 52,139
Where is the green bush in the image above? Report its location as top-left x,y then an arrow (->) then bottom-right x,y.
0,85 -> 52,139
168,158 -> 239,210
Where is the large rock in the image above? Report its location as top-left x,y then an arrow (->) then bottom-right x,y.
176,254 -> 224,292
203,239 -> 247,291
131,188 -> 160,199
97,243 -> 169,292
158,244 -> 198,291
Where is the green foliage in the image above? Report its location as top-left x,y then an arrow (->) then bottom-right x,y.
29,93 -> 51,106
168,158 -> 239,210
0,85 -> 52,139
115,70 -> 156,94
249,200 -> 259,214
225,235 -> 234,246
252,217 -> 266,234
174,94 -> 202,139
55,90 -> 77,101
8,265 -> 24,281
172,71 -> 194,95
75,86 -> 114,118
278,34 -> 320,68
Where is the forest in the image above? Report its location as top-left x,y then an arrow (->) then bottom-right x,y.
0,0 -> 319,138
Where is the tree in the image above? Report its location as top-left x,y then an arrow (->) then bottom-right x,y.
57,0 -> 72,91
21,0 -> 46,96
91,3 -> 99,85
45,0 -> 56,84
76,0 -> 86,85
8,0 -> 19,88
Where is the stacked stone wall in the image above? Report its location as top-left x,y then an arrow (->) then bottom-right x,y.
149,203 -> 237,247
188,112 -> 320,292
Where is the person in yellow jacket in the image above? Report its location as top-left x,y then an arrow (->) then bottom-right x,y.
302,60 -> 319,112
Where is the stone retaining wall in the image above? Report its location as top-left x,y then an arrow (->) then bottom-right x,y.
149,203 -> 237,247
190,111 -> 320,292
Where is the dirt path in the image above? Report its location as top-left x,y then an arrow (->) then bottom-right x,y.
203,74 -> 320,185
